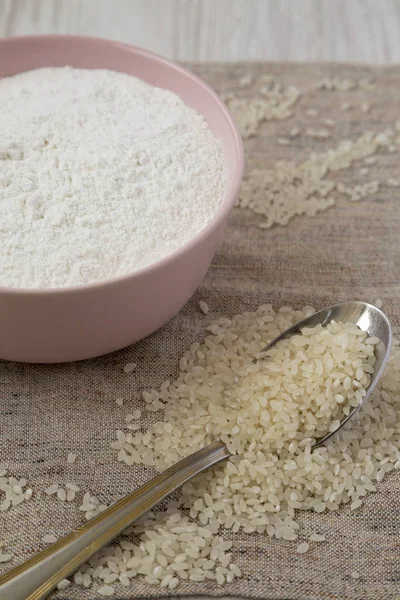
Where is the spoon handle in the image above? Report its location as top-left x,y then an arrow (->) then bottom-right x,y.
0,440 -> 230,600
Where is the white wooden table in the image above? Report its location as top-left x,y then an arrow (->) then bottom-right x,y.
1,0 -> 400,64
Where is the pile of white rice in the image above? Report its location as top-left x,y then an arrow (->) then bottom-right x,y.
70,507 -> 239,594
112,303 -> 400,551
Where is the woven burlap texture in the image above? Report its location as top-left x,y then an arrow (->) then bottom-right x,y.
1,63 -> 400,600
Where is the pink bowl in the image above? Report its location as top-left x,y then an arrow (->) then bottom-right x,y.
0,35 -> 244,363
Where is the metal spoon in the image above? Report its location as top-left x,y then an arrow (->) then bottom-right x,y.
0,301 -> 391,600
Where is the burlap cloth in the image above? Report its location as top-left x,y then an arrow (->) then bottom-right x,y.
1,63 -> 400,600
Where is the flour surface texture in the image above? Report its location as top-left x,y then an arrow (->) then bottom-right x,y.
0,67 -> 225,288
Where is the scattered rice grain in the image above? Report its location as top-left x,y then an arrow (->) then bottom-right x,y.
296,542 -> 310,554
57,579 -> 71,590
42,534 -> 58,544
199,300 -> 210,315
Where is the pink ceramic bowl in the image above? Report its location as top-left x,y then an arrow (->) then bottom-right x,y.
0,35 -> 244,363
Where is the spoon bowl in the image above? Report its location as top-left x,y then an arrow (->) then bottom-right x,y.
254,301 -> 392,447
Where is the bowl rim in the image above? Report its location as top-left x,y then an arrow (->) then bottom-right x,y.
0,34 -> 244,296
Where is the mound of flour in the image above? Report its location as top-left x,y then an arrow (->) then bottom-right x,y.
0,67 -> 225,288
